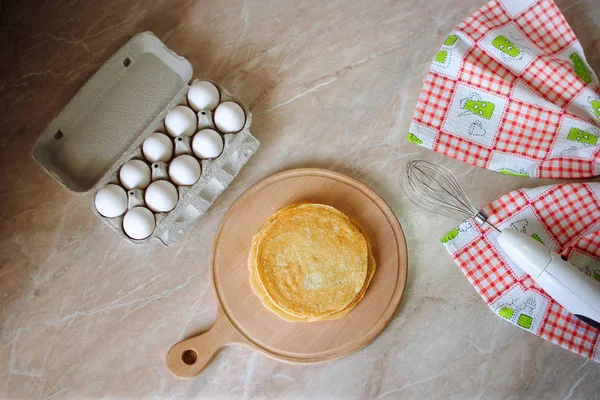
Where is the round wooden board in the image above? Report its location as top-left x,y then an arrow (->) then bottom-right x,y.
167,169 -> 408,378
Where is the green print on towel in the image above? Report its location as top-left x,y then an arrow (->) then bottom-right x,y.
441,228 -> 459,243
497,298 -> 537,331
444,35 -> 458,46
407,132 -> 423,145
530,233 -> 544,245
499,307 -> 514,319
590,99 -> 600,122
492,35 -> 521,59
498,169 -> 528,177
567,127 -> 598,146
433,34 -> 460,68
434,50 -> 448,64
459,93 -> 495,120
498,306 -> 533,329
517,314 -> 533,329
570,53 -> 592,84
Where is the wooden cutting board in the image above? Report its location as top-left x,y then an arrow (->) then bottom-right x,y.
166,168 -> 408,378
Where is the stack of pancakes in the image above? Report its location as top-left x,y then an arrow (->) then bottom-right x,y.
248,203 -> 376,322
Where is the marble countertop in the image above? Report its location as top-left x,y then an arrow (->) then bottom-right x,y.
2,0 -> 600,398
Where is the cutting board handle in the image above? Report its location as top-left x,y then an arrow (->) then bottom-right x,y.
166,311 -> 246,378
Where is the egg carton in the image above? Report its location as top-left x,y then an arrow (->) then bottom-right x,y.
33,31 -> 259,246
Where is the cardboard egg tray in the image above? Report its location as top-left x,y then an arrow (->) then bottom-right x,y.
33,32 -> 259,246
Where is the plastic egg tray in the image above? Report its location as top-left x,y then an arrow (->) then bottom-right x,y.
33,32 -> 259,246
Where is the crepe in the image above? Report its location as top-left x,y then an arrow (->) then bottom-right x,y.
248,203 -> 376,322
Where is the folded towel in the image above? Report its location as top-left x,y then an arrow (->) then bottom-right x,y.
409,0 -> 600,178
443,183 -> 600,360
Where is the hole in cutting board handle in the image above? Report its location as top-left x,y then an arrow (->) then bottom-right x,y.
54,130 -> 64,140
123,57 -> 131,67
182,349 -> 198,365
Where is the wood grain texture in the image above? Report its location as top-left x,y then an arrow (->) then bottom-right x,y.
166,168 -> 408,378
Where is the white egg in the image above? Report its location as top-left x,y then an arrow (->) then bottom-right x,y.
192,129 -> 224,159
119,159 -> 151,190
95,184 -> 128,218
214,101 -> 246,134
143,132 -> 173,163
145,180 -> 179,212
123,207 -> 156,240
169,155 -> 201,186
165,106 -> 197,138
187,81 -> 220,111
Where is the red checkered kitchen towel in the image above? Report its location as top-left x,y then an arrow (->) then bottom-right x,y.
409,0 -> 600,178
443,183 -> 600,361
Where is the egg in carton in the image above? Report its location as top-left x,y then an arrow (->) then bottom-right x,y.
33,32 -> 259,246
93,85 -> 258,245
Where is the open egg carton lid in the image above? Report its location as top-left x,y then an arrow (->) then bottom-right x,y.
32,31 -> 259,246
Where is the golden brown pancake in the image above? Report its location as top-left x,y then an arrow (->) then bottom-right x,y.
248,217 -> 375,321
329,219 -> 376,315
248,203 -> 376,322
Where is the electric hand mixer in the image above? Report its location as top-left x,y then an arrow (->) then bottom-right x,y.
404,159 -> 600,329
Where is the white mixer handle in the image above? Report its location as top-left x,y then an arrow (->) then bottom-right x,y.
498,229 -> 600,330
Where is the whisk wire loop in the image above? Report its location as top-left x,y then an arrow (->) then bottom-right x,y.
403,160 -> 497,232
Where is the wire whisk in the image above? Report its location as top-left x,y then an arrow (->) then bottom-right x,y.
403,160 -> 500,232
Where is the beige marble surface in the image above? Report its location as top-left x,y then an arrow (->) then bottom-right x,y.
2,0 -> 600,398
